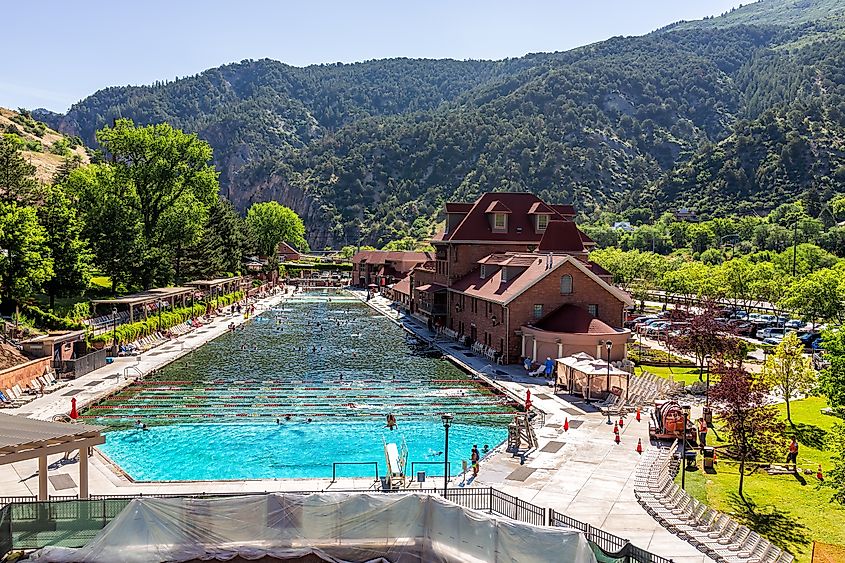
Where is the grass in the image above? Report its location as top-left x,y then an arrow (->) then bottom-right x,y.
635,365 -> 704,386
681,397 -> 845,562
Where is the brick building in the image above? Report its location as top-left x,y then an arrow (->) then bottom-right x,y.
351,251 -> 432,289
397,192 -> 631,364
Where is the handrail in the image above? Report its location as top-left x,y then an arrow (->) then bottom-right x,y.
409,461 -> 451,480
330,461 -> 379,484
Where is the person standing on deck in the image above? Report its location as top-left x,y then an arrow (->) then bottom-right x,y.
471,445 -> 480,478
544,357 -> 554,378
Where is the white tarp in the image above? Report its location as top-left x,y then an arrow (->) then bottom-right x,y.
29,492 -> 597,563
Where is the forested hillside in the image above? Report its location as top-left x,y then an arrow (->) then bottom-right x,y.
35,0 -> 845,247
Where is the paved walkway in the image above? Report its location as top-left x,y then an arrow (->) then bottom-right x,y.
358,292 -> 713,562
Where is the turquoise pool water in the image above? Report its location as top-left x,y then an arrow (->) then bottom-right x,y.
93,289 -> 516,481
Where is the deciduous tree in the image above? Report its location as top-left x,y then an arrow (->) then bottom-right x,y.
246,202 -> 307,263
0,203 -> 53,310
761,332 -> 816,427
709,365 -> 784,503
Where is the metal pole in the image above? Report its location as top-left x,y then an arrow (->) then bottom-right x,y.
112,308 -> 118,355
681,409 -> 688,489
443,424 -> 450,495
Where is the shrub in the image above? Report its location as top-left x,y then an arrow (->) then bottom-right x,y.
21,304 -> 85,331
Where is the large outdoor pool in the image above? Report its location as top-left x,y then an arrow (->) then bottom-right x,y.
88,289 -> 517,481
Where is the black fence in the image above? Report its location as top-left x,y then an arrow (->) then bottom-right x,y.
1,488 -> 672,563
550,509 -> 676,563
59,348 -> 109,378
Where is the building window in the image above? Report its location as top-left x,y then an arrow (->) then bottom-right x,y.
533,304 -> 543,319
486,301 -> 492,316
472,298 -> 478,313
537,214 -> 549,232
493,213 -> 507,231
587,304 -> 598,317
560,274 -> 573,294
501,266 -> 509,283
480,265 -> 487,279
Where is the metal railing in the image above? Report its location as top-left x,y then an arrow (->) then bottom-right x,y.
330,461 -> 379,484
1,488 -> 674,563
550,509 -> 675,563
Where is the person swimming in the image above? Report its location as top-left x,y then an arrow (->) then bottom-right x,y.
482,444 -> 489,454
285,415 -> 292,421
385,413 -> 397,430
306,418 -> 312,423
241,344 -> 247,351
135,420 -> 148,430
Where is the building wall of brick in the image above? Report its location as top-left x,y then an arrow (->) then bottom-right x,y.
447,261 -> 626,363
0,357 -> 51,392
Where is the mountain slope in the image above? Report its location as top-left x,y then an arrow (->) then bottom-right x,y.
36,0 -> 845,247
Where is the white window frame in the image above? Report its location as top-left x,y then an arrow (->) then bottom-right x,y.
493,213 -> 507,231
537,214 -> 549,232
587,304 -> 598,317
533,304 -> 543,319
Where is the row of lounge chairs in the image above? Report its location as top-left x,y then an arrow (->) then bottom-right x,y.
84,310 -> 131,330
634,442 -> 793,563
626,370 -> 683,408
470,341 -> 504,364
0,372 -> 66,408
118,319 -> 209,356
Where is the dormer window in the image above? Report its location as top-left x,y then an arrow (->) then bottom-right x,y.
501,266 -> 509,283
493,213 -> 507,232
536,214 -> 550,232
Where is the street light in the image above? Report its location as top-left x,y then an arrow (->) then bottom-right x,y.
441,413 -> 453,496
605,340 -> 613,396
112,307 -> 118,355
704,354 -> 713,426
681,404 -> 691,490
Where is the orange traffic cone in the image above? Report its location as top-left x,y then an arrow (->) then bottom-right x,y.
636,438 -> 643,454
615,432 -> 620,444
613,422 -> 619,434
636,407 -> 641,422
564,418 -> 569,432
619,417 -> 624,428
817,465 -> 824,481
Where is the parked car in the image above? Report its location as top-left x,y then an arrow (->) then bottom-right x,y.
785,319 -> 805,330
726,319 -> 755,336
644,321 -> 671,337
635,318 -> 664,334
625,316 -> 652,329
731,310 -> 748,320
756,327 -> 786,340
764,335 -> 784,346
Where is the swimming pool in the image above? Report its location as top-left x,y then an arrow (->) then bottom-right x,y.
90,289 -> 517,481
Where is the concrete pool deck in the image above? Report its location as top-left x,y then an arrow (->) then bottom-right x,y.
0,287 -> 712,562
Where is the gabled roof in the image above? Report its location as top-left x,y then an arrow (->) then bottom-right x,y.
277,242 -> 301,255
529,304 -> 616,334
391,276 -> 411,296
528,202 -> 555,214
485,200 -> 513,214
538,221 -> 587,253
440,193 -> 578,243
450,253 -> 634,307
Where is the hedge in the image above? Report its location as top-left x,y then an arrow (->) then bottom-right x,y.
22,304 -> 86,331
90,290 -> 244,346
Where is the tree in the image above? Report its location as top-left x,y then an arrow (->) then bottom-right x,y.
761,332 -> 816,427
780,268 -> 845,326
37,185 -> 93,309
0,203 -> 54,310
709,365 -> 784,503
822,423 -> 845,505
0,137 -> 40,205
820,329 -> 845,409
669,303 -> 738,377
246,202 -> 307,267
66,164 -> 142,294
96,119 -> 219,244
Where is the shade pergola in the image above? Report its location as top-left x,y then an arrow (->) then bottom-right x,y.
185,277 -> 242,297
556,353 -> 630,401
0,414 -> 104,499
91,287 -> 194,322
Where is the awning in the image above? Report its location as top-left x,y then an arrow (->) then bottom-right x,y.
415,283 -> 446,293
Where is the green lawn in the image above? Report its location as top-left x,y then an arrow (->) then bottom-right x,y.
635,365 -> 705,386
681,397 -> 845,561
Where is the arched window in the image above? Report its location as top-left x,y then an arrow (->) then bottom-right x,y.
560,274 -> 573,294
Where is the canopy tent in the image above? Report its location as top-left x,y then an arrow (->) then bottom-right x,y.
556,353 -> 630,400
30,493 -> 597,563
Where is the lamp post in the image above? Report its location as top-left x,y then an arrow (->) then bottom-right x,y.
605,340 -> 613,396
112,307 -> 118,355
703,354 -> 713,426
681,404 -> 691,490
441,413 -> 453,496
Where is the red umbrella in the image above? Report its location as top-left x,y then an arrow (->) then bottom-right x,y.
69,397 -> 78,420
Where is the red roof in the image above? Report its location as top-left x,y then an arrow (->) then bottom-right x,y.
439,193 -> 577,243
530,304 -> 616,334
450,253 -> 553,304
277,242 -> 301,256
415,283 -> 446,293
392,276 -> 411,296
588,261 -> 612,277
527,202 -> 555,214
537,221 -> 587,253
445,203 -> 474,213
551,204 -> 576,217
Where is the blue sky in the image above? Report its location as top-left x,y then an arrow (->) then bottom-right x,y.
2,1 -> 748,112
